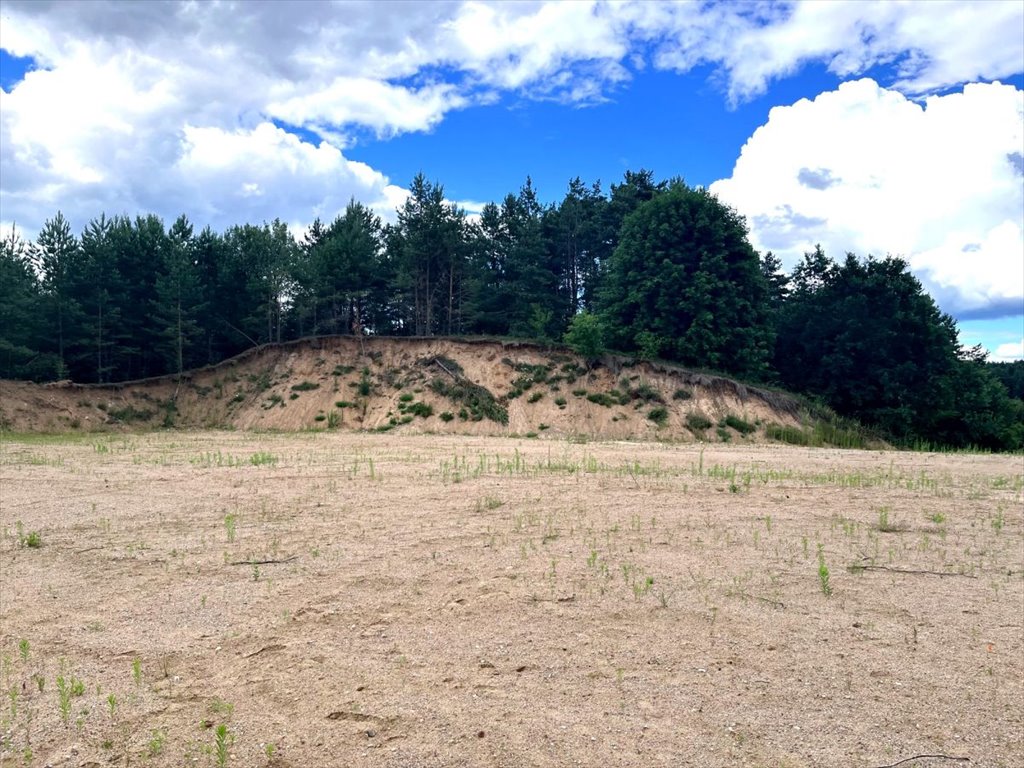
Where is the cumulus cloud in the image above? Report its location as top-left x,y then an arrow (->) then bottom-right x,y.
991,339 -> 1024,362
711,79 -> 1024,320
642,0 -> 1024,103
1,0 -> 1022,243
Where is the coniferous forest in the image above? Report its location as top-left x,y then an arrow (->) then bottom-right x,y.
2,171 -> 1021,450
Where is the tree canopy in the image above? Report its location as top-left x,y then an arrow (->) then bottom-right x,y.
597,181 -> 772,379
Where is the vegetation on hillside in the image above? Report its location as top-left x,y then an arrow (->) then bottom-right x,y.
1,170 -> 1020,450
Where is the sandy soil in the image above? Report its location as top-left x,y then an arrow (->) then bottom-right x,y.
0,337 -> 802,442
0,432 -> 1021,768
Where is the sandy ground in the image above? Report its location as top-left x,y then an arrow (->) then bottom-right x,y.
0,431 -> 1021,768
0,336 -> 802,442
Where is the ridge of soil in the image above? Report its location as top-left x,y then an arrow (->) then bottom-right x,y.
0,336 -> 804,441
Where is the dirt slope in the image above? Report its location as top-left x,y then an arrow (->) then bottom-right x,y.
0,336 -> 804,441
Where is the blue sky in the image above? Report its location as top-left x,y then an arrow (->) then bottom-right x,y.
1,1 -> 1022,359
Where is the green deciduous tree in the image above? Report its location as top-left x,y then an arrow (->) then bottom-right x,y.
598,181 -> 772,378
563,311 -> 605,365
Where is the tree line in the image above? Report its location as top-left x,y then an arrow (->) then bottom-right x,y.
1,170 -> 1021,450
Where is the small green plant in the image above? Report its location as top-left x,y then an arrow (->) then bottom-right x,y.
57,675 -> 71,724
209,698 -> 235,716
992,509 -> 1004,534
632,575 -> 655,599
877,507 -> 905,533
215,723 -> 233,767
16,522 -> 42,548
249,451 -> 277,466
224,514 -> 237,543
148,729 -> 166,756
18,639 -> 29,661
70,677 -> 85,696
399,392 -> 415,402
358,367 -> 372,397
265,743 -> 276,760
326,410 -> 341,429
817,551 -> 832,597
132,657 -> 142,686
554,396 -> 567,407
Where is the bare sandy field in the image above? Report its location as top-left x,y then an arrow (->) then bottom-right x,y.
1,432 -> 1021,768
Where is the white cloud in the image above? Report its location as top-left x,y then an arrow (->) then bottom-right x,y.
267,78 -> 467,140
644,1 -> 1024,103
174,122 -> 398,226
710,79 -> 1024,319
991,339 -> 1024,362
0,0 -> 1022,244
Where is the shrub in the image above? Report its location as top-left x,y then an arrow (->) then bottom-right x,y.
673,387 -> 693,401
407,401 -> 434,418
358,368 -> 372,397
527,391 -> 543,404
647,406 -> 669,426
399,392 -> 415,402
631,382 -> 664,403
686,412 -> 713,431
107,405 -> 154,423
440,411 -> 455,422
554,396 -> 567,408
586,392 -> 617,407
724,414 -> 756,434
291,381 -> 319,392
430,377 -> 508,424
